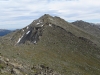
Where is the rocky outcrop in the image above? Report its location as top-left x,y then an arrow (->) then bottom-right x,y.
0,55 -> 61,75
31,65 -> 61,75
0,55 -> 25,75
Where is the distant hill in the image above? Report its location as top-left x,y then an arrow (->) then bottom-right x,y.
72,20 -> 100,38
0,29 -> 12,36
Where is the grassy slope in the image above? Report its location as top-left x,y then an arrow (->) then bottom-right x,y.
0,25 -> 100,75
72,21 -> 100,37
48,17 -> 100,47
72,21 -> 100,47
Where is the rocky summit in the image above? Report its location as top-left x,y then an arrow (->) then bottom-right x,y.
11,14 -> 68,45
0,14 -> 100,75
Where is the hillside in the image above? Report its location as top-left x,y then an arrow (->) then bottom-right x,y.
0,14 -> 100,75
72,20 -> 100,37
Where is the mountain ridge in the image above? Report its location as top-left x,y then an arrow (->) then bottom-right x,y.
72,20 -> 100,37
9,14 -> 100,46
0,14 -> 100,75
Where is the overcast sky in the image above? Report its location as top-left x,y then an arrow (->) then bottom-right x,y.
0,0 -> 100,29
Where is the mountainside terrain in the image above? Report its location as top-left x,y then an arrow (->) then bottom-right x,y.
0,29 -> 12,36
72,20 -> 100,37
0,14 -> 100,75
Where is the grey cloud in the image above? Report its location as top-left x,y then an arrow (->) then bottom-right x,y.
12,16 -> 34,20
0,0 -> 9,1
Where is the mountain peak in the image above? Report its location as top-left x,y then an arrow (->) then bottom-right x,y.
39,14 -> 53,20
12,14 -> 92,45
11,14 -> 75,45
40,14 -> 54,23
11,14 -> 55,45
42,14 -> 52,17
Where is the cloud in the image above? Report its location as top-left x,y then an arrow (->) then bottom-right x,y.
0,0 -> 9,1
0,0 -> 100,29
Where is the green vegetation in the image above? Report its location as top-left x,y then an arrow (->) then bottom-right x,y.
0,63 -> 5,69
